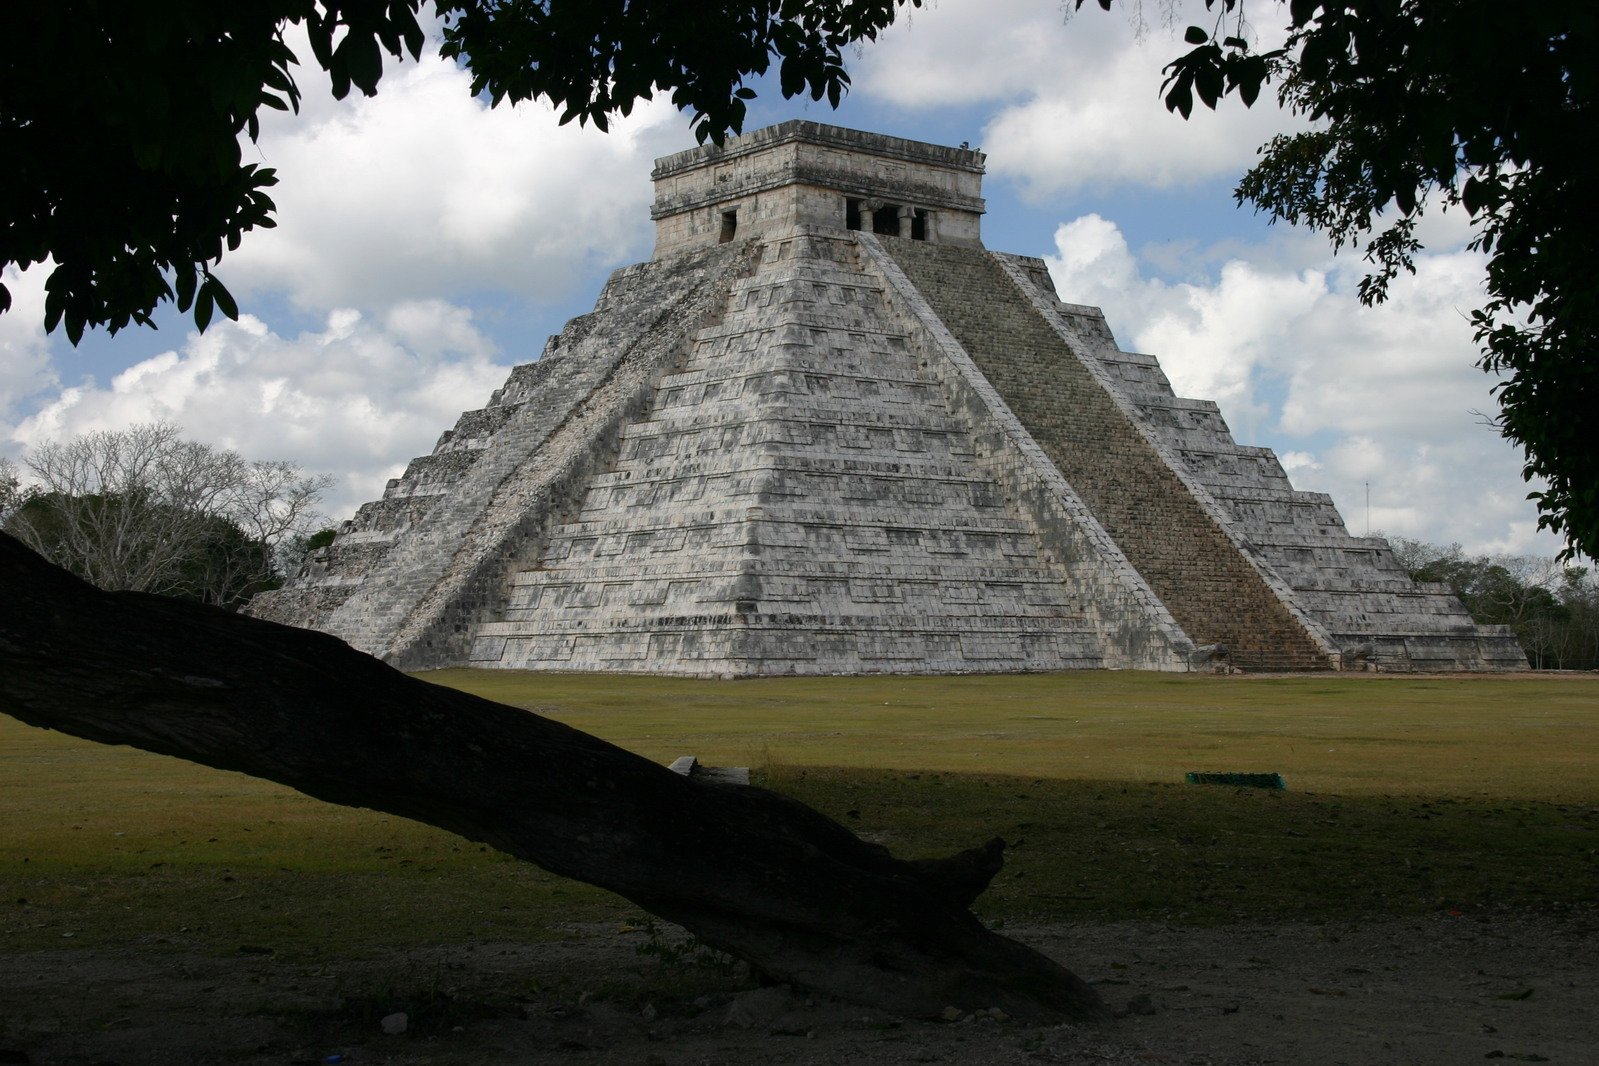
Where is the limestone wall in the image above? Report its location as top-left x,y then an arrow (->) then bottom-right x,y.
855,233 -> 1191,669
651,121 -> 985,255
245,343 -> 580,628
462,227 -> 1185,675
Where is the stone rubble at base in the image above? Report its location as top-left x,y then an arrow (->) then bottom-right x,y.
248,121 -> 1526,676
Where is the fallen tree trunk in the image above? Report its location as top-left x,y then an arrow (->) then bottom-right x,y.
0,532 -> 1106,1020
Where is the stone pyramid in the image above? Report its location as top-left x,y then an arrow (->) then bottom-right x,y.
251,122 -> 1526,675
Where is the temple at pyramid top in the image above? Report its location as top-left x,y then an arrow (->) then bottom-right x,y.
251,122 -> 1525,676
649,121 -> 987,254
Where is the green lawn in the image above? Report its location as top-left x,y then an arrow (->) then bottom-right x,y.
426,669 -> 1599,800
3,670 -> 1595,957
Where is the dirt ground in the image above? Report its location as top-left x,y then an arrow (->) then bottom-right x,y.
3,911 -> 1593,1065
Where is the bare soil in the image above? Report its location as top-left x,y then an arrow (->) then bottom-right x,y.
3,912 -> 1592,1065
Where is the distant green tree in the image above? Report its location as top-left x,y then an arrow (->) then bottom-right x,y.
7,492 -> 282,608
1550,567 -> 1599,670
275,526 -> 339,582
0,457 -> 20,522
1386,535 -> 1598,668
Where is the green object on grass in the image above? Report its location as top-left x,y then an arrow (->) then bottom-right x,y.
1186,771 -> 1286,790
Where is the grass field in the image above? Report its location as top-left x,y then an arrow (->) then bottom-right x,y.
3,671 -> 1595,959
426,669 -> 1599,800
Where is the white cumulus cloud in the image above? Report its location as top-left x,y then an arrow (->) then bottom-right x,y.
225,31 -> 686,313
1042,214 -> 1556,556
11,304 -> 511,519
0,266 -> 59,440
855,0 -> 1301,198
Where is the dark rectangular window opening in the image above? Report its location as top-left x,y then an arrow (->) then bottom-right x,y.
911,209 -> 929,241
846,197 -> 863,231
871,203 -> 901,235
718,209 -> 738,243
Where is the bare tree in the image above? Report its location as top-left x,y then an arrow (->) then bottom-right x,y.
198,455 -> 332,608
4,422 -> 330,608
0,456 -> 19,522
1381,535 -> 1463,578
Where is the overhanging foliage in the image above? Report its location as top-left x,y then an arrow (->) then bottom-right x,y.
0,0 -> 918,344
1103,0 -> 1596,558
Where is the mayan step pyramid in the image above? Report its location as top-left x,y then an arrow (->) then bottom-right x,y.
250,122 -> 1526,675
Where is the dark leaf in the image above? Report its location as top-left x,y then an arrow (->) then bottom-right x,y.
401,18 -> 425,60
1238,73 -> 1262,107
337,32 -> 384,97
1394,182 -> 1416,216
1461,175 -> 1489,214
1163,67 -> 1196,119
1195,56 -> 1225,108
175,268 -> 198,313
779,56 -> 805,97
194,282 -> 215,332
211,278 -> 239,322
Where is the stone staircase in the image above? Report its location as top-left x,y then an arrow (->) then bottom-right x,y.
1083,310 -> 1527,671
468,230 -> 1129,675
249,241 -> 756,664
880,238 -> 1333,670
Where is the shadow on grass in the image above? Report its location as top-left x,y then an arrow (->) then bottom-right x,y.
758,766 -> 1599,925
6,765 -> 1594,960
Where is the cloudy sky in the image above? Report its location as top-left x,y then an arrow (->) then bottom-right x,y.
0,0 -> 1560,557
